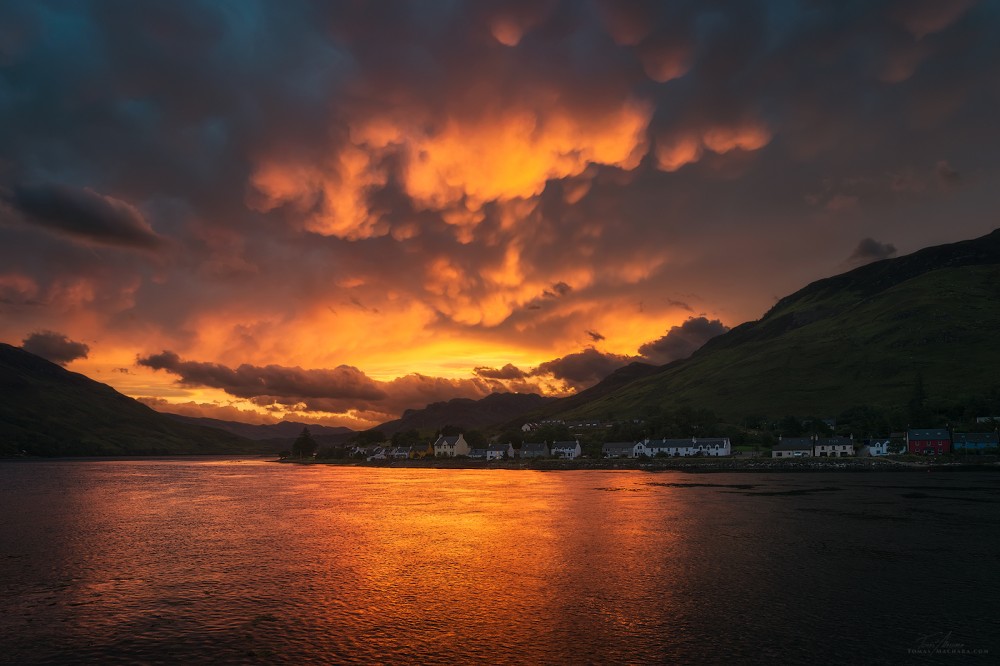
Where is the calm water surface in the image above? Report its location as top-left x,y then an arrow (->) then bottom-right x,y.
0,459 -> 997,664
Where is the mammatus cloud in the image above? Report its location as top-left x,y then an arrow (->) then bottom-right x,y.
21,331 -> 90,365
846,238 -> 897,265
5,183 -> 163,250
637,317 -> 730,365
654,122 -> 772,172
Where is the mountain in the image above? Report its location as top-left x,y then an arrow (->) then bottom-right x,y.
0,344 -> 269,457
540,228 -> 1000,422
162,414 -> 352,441
377,392 -> 553,434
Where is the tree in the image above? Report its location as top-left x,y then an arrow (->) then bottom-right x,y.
778,415 -> 803,437
291,427 -> 317,458
391,429 -> 422,447
355,429 -> 386,446
464,429 -> 486,448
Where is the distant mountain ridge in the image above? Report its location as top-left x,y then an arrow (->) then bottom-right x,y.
377,392 -> 553,434
529,228 -> 1000,422
0,343 -> 269,457
162,414 -> 352,440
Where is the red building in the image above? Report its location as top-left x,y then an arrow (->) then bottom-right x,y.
906,429 -> 951,455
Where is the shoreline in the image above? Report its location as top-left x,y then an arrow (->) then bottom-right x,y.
275,457 -> 1000,473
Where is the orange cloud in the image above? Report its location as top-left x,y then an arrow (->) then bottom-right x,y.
655,122 -> 771,171
637,40 -> 691,83
654,134 -> 703,172
249,98 -> 652,242
702,123 -> 772,154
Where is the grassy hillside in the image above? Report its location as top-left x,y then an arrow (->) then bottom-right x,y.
548,230 -> 1000,422
0,344 -> 270,456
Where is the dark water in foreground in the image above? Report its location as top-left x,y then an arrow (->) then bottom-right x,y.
0,460 -> 997,665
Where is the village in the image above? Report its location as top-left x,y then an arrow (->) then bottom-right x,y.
340,428 -> 999,462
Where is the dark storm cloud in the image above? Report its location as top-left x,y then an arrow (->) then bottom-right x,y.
543,282 -> 572,298
637,317 -> 729,365
534,348 -> 631,389
137,351 -> 536,418
138,351 -> 387,401
21,330 -> 90,365
474,363 -> 528,380
5,183 -> 164,249
846,238 -> 898,265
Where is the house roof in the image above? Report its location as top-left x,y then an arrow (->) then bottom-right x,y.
551,440 -> 580,449
602,442 -> 636,450
522,442 -> 548,452
953,432 -> 999,444
907,429 -> 951,440
487,443 -> 508,452
435,435 -> 461,446
657,438 -> 694,447
773,438 -> 814,451
693,438 -> 730,446
816,437 -> 853,446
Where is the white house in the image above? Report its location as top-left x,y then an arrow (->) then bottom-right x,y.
520,442 -> 549,458
814,436 -> 854,457
433,434 -> 471,457
862,439 -> 891,456
771,437 -> 814,458
646,437 -> 731,457
551,440 -> 582,459
486,443 -> 509,461
693,437 -> 731,456
603,441 -> 640,458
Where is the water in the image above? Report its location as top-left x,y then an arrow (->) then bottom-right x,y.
0,459 -> 997,664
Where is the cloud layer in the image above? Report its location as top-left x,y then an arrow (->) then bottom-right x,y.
1,0 -> 998,426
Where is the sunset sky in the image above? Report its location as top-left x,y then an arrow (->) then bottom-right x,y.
2,0 -> 998,428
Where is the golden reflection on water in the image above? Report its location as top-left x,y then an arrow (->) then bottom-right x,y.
3,460 -> 999,663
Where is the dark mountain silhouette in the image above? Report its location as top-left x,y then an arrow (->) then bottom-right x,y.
529,228 -> 1000,422
377,392 -> 553,434
0,343 -> 268,456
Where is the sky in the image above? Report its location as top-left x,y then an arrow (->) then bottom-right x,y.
1,0 -> 998,429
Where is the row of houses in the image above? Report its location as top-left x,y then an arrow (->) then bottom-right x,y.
602,437 -> 732,458
902,429 -> 998,455
772,430 -> 1000,458
772,436 -> 856,458
351,428 -> 998,462
355,435 -> 584,461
